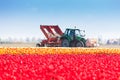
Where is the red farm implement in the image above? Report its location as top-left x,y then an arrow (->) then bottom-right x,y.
36,25 -> 63,47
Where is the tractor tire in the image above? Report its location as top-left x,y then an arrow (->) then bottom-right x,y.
36,43 -> 41,47
75,41 -> 84,47
61,39 -> 69,47
70,41 -> 76,47
81,41 -> 85,47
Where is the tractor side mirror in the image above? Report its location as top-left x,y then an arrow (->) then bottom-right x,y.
80,30 -> 85,37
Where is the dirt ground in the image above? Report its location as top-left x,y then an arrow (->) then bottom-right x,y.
0,43 -> 120,48
98,45 -> 120,48
0,43 -> 36,47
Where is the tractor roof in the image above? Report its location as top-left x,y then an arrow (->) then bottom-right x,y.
66,28 -> 80,31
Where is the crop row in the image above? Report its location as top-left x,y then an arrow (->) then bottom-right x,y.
0,54 -> 120,80
0,47 -> 120,54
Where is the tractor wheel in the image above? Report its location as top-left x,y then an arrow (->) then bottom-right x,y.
81,41 -> 85,47
75,41 -> 84,47
36,43 -> 41,47
61,39 -> 69,47
70,41 -> 76,47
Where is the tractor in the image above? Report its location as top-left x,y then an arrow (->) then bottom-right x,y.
61,28 -> 86,47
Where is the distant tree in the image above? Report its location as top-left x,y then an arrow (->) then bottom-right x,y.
26,37 -> 30,42
32,37 -> 36,42
8,37 -> 13,42
107,40 -> 110,45
0,37 -> 1,44
118,38 -> 120,45
37,38 -> 41,42
98,37 -> 102,45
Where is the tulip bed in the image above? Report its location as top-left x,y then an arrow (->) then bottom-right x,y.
1,47 -> 120,54
0,48 -> 120,80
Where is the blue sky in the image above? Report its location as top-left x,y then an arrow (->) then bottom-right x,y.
0,0 -> 120,39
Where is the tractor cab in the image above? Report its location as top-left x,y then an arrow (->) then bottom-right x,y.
64,29 -> 85,38
61,28 -> 86,47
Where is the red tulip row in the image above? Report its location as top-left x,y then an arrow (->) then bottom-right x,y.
0,54 -> 120,80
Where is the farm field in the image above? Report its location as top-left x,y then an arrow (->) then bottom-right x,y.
0,45 -> 120,79
0,43 -> 35,47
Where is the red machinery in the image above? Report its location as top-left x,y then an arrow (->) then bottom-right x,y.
36,25 -> 63,47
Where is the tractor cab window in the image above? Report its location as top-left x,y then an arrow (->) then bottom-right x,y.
75,30 -> 80,36
75,30 -> 85,37
64,29 -> 68,35
69,30 -> 75,36
64,29 -> 74,36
